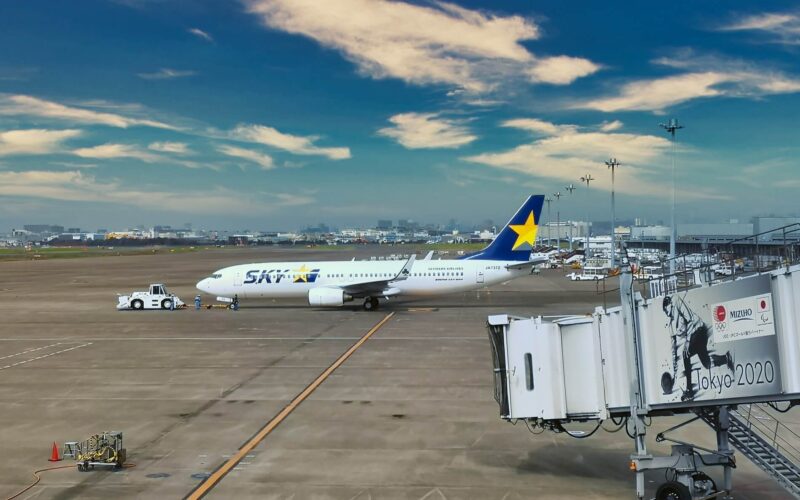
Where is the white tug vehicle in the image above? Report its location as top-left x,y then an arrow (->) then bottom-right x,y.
117,284 -> 184,310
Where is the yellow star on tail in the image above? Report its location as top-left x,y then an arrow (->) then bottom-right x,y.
509,211 -> 538,250
294,264 -> 310,282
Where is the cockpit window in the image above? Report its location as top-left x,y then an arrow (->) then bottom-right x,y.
211,273 -> 222,279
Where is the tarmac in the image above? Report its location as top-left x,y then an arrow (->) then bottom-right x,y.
0,246 -> 793,499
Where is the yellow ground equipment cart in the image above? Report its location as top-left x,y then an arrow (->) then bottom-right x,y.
69,431 -> 127,471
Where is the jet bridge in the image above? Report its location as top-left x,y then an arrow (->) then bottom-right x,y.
488,263 -> 800,500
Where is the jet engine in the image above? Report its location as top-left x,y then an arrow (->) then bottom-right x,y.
308,287 -> 353,307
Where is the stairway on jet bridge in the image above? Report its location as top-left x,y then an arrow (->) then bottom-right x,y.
698,404 -> 800,499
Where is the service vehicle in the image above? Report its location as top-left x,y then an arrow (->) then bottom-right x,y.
565,267 -> 606,281
117,284 -> 184,310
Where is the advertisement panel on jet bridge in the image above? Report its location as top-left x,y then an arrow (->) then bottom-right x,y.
639,273 -> 781,409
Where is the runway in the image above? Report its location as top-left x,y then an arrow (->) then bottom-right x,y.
0,247 -> 791,499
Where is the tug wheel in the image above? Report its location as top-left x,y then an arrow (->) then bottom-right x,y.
161,298 -> 173,310
656,481 -> 691,500
131,299 -> 144,310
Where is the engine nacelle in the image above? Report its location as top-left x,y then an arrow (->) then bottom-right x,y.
308,287 -> 352,307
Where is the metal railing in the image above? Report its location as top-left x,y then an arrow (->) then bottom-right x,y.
726,223 -> 800,273
615,223 -> 800,300
733,403 -> 800,468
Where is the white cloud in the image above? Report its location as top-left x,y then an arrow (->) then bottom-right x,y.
462,98 -> 505,107
137,68 -> 196,80
0,169 -> 312,214
273,192 -> 315,206
73,143 -> 160,163
217,144 -> 275,169
502,118 -> 577,136
0,94 -> 175,129
50,161 -> 98,169
188,27 -> 214,42
576,55 -> 800,112
377,113 -> 477,149
579,72 -> 728,112
230,124 -> 351,159
462,118 -> 729,200
527,56 -> 601,85
148,141 -> 189,154
243,0 -> 598,92
0,129 -> 82,156
720,12 -> 800,45
599,120 -> 623,132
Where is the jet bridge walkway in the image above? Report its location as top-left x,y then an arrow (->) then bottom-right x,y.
488,259 -> 800,499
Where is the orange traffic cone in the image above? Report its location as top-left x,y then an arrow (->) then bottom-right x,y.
48,442 -> 62,462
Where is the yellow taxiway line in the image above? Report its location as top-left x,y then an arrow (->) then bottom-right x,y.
185,312 -> 395,499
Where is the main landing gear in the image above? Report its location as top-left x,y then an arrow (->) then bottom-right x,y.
362,296 -> 380,311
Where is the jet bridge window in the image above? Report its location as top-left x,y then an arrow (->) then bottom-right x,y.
524,353 -> 534,391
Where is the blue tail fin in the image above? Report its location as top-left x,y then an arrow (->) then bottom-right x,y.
461,195 -> 544,262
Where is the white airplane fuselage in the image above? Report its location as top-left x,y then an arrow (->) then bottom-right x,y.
196,258 -> 529,300
197,194 -> 546,308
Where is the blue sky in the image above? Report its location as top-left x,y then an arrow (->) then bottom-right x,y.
1,0 -> 799,232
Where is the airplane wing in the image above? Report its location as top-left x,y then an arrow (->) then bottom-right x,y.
505,255 -> 548,270
339,254 -> 416,298
423,250 -> 434,260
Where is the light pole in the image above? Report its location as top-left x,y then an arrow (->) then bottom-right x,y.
553,191 -> 562,253
544,196 -> 553,247
605,158 -> 621,269
580,174 -> 595,261
660,118 -> 683,274
565,184 -> 576,251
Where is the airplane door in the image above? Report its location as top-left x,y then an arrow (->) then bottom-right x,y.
234,271 -> 242,287
476,268 -> 485,283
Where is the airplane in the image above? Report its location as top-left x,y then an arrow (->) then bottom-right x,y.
196,195 -> 546,310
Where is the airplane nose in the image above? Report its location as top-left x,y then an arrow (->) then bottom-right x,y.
196,278 -> 211,294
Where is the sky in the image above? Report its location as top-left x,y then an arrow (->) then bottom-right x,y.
1,0 -> 799,232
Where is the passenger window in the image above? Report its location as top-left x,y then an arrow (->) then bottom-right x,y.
524,353 -> 534,391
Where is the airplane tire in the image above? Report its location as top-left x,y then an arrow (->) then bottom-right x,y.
363,297 -> 377,311
131,299 -> 144,310
370,297 -> 380,310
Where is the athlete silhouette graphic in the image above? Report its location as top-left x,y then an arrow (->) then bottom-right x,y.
661,295 -> 733,400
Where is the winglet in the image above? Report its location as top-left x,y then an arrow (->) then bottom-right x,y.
393,254 -> 416,281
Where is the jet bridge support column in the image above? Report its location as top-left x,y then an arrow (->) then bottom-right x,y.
620,270 -> 649,499
717,407 -> 734,499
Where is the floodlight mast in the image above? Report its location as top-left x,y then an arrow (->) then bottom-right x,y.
544,197 -> 553,246
580,174 -> 595,261
605,158 -> 621,269
553,191 -> 562,253
565,184 -> 576,251
659,118 -> 683,274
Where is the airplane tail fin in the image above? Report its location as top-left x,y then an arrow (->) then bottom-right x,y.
460,195 -> 544,262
